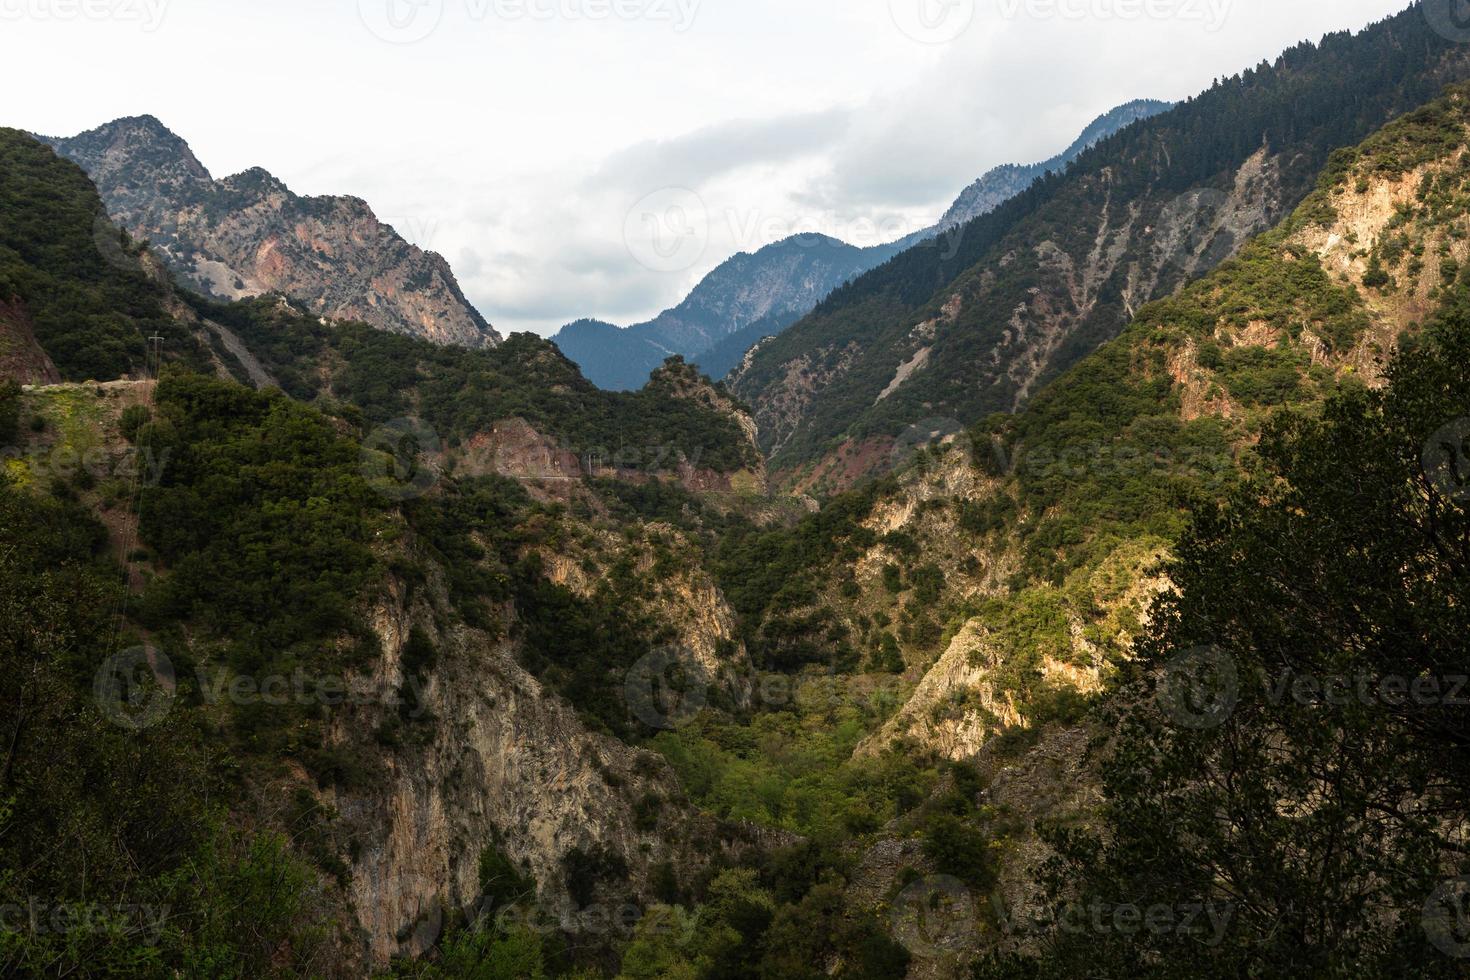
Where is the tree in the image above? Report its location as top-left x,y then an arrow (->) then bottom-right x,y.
984,313 -> 1470,976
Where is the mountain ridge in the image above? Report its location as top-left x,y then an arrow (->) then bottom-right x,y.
554,99 -> 1173,390
731,4 -> 1470,491
43,115 -> 501,349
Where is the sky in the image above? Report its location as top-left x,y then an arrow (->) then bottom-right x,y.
0,0 -> 1422,335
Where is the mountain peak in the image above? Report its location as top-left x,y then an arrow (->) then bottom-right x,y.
46,118 -> 500,348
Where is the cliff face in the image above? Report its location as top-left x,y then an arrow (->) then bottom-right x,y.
44,116 -> 499,349
335,580 -> 727,967
0,298 -> 60,385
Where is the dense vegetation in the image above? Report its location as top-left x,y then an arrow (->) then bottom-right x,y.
736,2 -> 1470,474
193,295 -> 759,475
979,306 -> 1470,978
0,129 -> 205,381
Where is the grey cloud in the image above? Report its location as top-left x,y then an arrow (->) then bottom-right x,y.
587,107 -> 853,195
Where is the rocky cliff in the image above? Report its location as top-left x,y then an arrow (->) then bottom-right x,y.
44,116 -> 499,349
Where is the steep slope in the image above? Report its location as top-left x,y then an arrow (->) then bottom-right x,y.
927,98 -> 1173,237
0,125 -> 780,973
45,116 -> 500,349
0,127 -> 208,382
555,101 -> 1169,391
733,4 -> 1470,490
805,89 -> 1470,970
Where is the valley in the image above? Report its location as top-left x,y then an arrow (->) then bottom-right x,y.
1,3 -> 1468,978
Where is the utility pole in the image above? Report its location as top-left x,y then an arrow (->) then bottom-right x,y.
147,334 -> 164,381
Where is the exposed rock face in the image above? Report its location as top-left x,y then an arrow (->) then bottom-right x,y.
0,298 -> 60,385
44,116 -> 499,349
332,583 -> 725,967
736,147 -> 1285,490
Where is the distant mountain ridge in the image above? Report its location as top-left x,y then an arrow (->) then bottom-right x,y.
43,116 -> 500,349
555,233 -> 902,389
730,5 -> 1470,490
930,99 -> 1174,235
553,99 -> 1172,390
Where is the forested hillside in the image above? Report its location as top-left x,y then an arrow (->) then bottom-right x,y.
733,2 -> 1470,489
3,11 -> 1470,979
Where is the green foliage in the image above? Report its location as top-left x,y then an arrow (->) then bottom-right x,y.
742,5 -> 1467,471
993,312 -> 1470,976
0,381 -> 17,446
135,371 -> 384,776
0,483 -> 328,976
0,129 -> 205,380
192,295 -> 758,475
118,403 -> 151,442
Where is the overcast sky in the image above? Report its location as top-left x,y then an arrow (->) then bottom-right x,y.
0,0 -> 1419,335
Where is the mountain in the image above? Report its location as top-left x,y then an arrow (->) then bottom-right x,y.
44,115 -> 500,349
928,98 -> 1173,236
555,233 -> 902,389
0,123 -> 773,972
731,4 -> 1470,491
554,100 -> 1172,391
